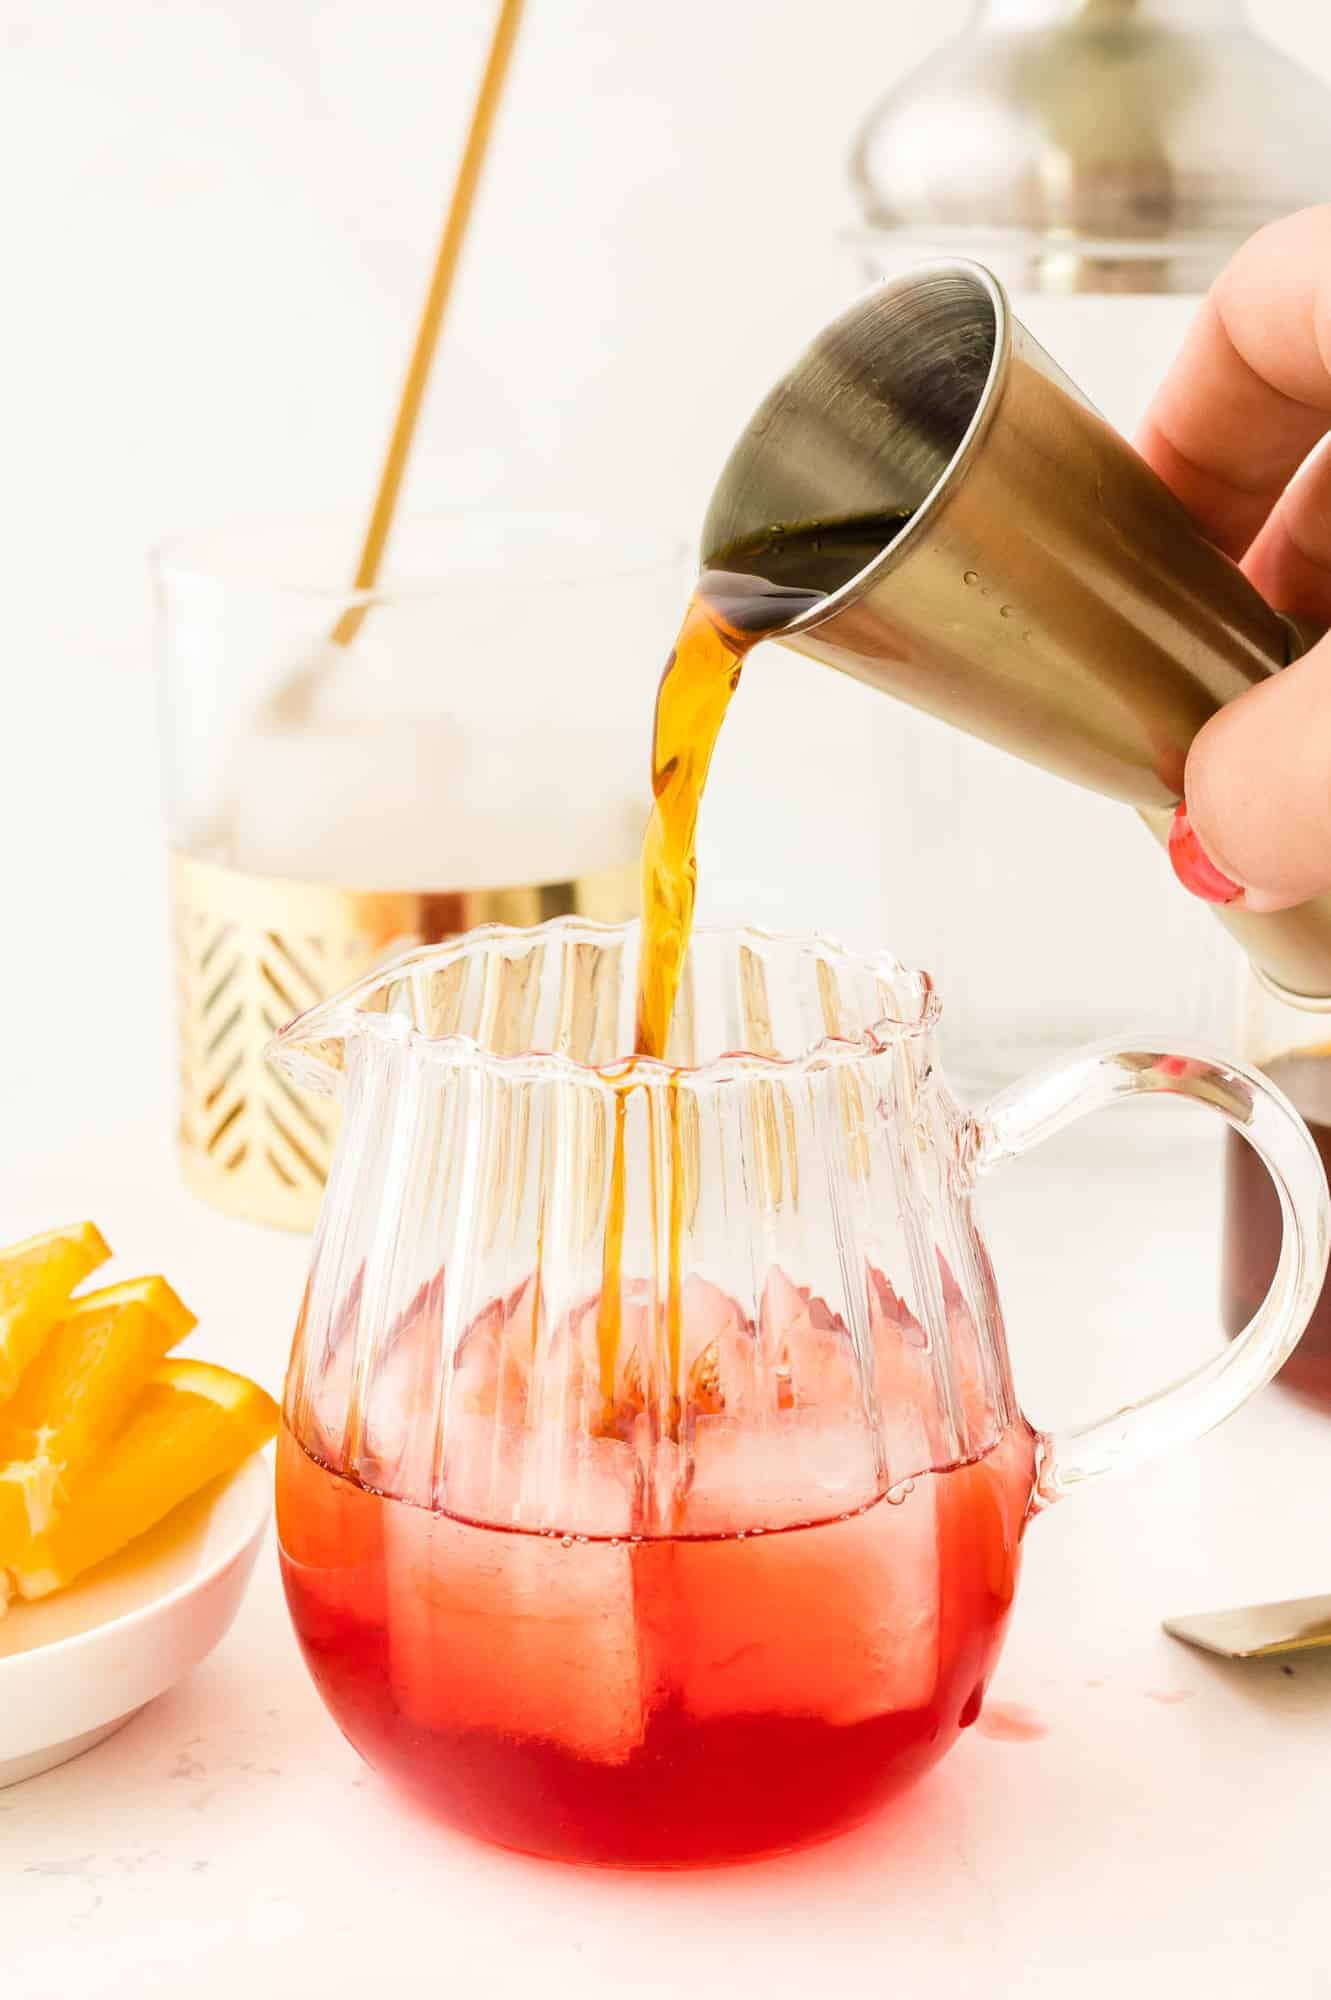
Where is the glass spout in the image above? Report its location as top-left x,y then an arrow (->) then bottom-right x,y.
266,996 -> 368,1101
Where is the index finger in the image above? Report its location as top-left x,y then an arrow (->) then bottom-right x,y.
1136,206 -> 1331,561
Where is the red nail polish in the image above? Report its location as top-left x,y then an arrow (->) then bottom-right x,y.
1168,800 -> 1243,904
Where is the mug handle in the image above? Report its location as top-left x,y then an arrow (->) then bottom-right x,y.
972,1041 -> 1331,1506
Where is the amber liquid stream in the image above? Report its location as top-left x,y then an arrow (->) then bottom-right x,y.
610,519 -> 907,1415
633,517 -> 909,1060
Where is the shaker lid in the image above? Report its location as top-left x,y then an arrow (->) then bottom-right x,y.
849,0 -> 1331,293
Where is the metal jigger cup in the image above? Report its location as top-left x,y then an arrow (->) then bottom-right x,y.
701,260 -> 1331,1003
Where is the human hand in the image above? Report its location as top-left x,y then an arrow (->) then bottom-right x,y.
1139,206 -> 1331,913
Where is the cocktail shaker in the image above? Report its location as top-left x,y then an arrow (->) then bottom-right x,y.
848,0 -> 1331,301
701,259 -> 1331,1005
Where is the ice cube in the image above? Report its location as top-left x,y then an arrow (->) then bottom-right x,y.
450,1275 -> 540,1426
300,1265 -> 451,1501
443,1276 -> 657,1532
515,1275 -> 761,1440
637,1473 -> 941,1726
759,1267 -> 864,1417
441,1401 -> 642,1539
680,1414 -> 881,1535
678,1275 -> 757,1418
866,1255 -> 1004,1474
358,1282 -> 448,1502
384,1497 -> 647,1763
527,1283 -> 637,1437
867,1263 -> 944,1478
439,1411 -> 522,1525
512,1429 -> 641,1538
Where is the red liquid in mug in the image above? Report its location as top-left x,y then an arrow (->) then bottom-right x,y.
1223,1052 -> 1331,1407
278,1422 -> 1034,1867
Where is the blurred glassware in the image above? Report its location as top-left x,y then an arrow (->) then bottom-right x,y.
154,511 -> 687,1229
843,0 -> 1331,1094
848,0 -> 1331,299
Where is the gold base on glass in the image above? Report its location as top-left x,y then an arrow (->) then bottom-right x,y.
169,850 -> 638,1231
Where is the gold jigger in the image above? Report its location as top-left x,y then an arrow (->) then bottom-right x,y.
702,259 -> 1331,1003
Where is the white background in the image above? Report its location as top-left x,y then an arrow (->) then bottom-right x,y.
6,10 -> 1331,1992
5,0 -> 1331,1118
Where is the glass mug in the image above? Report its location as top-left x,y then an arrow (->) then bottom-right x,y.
272,921 -> 1328,1867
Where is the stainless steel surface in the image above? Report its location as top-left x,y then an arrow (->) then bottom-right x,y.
701,260 -> 1331,1002
849,0 -> 1331,296
1164,1595 -> 1331,1660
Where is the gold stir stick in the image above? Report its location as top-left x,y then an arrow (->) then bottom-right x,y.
267,0 -> 527,728
333,0 -> 527,646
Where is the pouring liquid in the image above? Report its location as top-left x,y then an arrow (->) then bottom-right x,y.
608,568 -> 817,1417
615,516 -> 907,1419
634,516 -> 910,1058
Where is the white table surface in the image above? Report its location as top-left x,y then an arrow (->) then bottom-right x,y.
2,1070 -> 1329,1999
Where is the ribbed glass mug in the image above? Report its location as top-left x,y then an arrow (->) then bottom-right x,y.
272,920 -> 1327,1866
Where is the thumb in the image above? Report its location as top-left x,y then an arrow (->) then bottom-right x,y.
1179,633 -> 1331,913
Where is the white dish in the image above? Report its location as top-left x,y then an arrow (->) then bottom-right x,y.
0,1454 -> 270,1787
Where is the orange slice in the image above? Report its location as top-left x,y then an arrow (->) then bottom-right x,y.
10,1357 -> 278,1602
0,1221 -> 111,1402
0,1276 -> 197,1553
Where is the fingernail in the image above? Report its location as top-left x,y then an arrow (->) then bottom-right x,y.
1167,800 -> 1243,904
1234,885 -> 1287,915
